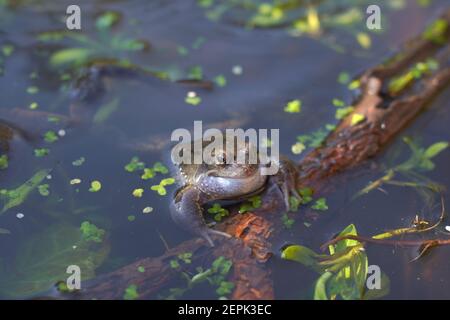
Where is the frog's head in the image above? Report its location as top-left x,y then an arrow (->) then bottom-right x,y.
196,142 -> 267,198
203,138 -> 260,178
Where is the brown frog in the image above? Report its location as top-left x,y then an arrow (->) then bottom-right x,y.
169,137 -> 300,246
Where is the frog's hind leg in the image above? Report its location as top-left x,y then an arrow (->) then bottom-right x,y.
171,186 -> 231,247
269,157 -> 301,210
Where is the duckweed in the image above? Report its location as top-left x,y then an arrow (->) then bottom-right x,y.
89,180 -> 102,192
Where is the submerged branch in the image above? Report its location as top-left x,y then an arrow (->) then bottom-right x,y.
321,197 -> 447,252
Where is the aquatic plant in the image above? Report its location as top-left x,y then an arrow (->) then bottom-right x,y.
37,10 -> 148,70
282,224 -> 390,300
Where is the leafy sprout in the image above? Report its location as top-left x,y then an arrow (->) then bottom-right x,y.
239,195 -> 262,213
125,157 -> 145,173
207,203 -> 229,222
281,213 -> 295,229
311,197 -> 328,211
141,168 -> 155,180
299,187 -> 314,204
153,162 -> 169,174
150,178 -> 175,196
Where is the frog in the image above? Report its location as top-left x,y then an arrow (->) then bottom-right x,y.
169,136 -> 301,246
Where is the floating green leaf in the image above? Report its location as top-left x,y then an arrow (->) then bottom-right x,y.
123,284 -> 139,300
34,148 -> 49,158
299,187 -> 314,204
44,131 -> 58,143
132,188 -> 144,198
151,184 -> 167,196
284,99 -> 301,113
337,72 -> 350,85
153,162 -> 169,174
239,195 -> 262,213
214,75 -> 227,87
208,203 -> 229,221
185,92 -> 202,106
291,142 -> 306,155
312,197 -> 328,211
160,178 -> 175,186
89,180 -> 102,192
356,32 -> 371,49
125,157 -> 145,173
281,213 -> 295,229
335,106 -> 354,120
72,157 -> 85,166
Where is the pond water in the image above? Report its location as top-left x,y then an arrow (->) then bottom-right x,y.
0,0 -> 449,299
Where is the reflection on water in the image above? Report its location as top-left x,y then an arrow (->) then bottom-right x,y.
0,0 -> 449,299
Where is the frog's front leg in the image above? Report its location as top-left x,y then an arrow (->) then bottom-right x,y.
269,156 -> 301,210
170,185 -> 231,247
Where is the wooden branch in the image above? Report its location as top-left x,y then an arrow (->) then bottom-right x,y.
77,9 -> 450,300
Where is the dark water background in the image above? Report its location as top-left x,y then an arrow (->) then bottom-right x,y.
0,0 -> 449,299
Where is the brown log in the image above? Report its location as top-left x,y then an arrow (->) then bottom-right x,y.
77,9 -> 450,300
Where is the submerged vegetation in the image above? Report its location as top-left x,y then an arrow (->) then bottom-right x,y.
355,137 -> 448,199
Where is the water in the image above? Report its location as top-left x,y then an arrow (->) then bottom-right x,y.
0,0 -> 449,299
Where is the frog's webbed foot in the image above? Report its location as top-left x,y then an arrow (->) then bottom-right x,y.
269,157 -> 301,210
171,186 -> 231,247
